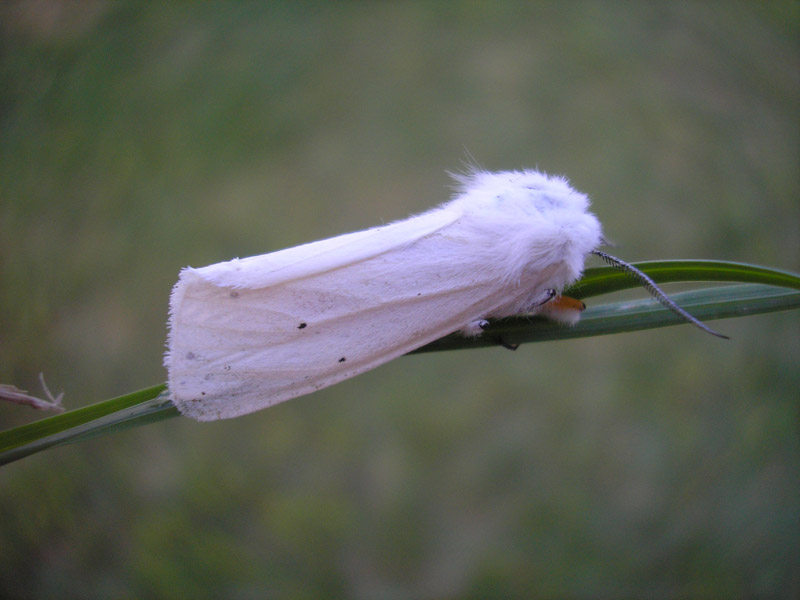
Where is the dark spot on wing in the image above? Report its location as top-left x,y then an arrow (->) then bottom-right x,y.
338,357 -> 346,363
297,322 -> 307,329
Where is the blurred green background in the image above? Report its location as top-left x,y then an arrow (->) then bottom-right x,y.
1,1 -> 798,598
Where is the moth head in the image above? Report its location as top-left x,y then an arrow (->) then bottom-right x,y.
590,249 -> 728,339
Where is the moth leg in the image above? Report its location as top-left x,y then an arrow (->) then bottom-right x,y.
462,318 -> 490,337
498,339 -> 519,351
532,288 -> 557,308
473,319 -> 519,351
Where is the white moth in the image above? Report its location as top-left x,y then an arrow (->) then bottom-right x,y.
166,168 -> 723,421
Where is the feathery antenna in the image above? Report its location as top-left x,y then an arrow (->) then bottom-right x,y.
591,250 -> 729,339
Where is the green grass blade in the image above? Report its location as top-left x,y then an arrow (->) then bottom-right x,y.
566,260 -> 800,299
1,260 -> 798,466
0,384 -> 176,466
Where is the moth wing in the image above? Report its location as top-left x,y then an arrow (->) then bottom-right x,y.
167,232 -> 514,420
194,206 -> 462,289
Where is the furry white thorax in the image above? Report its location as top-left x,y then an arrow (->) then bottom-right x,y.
446,169 -> 602,306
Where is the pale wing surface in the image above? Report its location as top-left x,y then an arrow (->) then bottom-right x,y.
194,206 -> 462,289
168,234 -> 526,420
